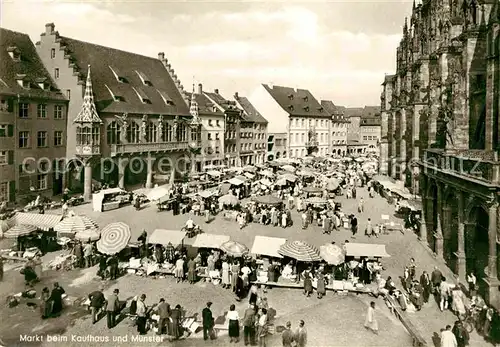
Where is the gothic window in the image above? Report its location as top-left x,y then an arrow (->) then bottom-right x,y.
164,123 -> 172,142
127,121 -> 140,143
92,127 -> 100,145
77,126 -> 92,145
106,121 -> 121,145
147,121 -> 157,142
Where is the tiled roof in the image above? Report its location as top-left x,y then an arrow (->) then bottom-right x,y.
0,28 -> 65,100
338,106 -> 380,118
57,36 -> 189,115
262,84 -> 325,117
204,92 -> 241,113
320,100 -> 349,123
185,92 -> 224,116
234,94 -> 268,124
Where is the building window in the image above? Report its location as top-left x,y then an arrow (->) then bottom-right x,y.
77,127 -> 91,145
0,151 -> 6,165
216,120 -> 220,127
177,123 -> 187,142
208,133 -> 212,140
0,182 -> 7,202
37,131 -> 47,147
19,131 -> 29,148
208,120 -> 213,126
51,48 -> 56,59
19,103 -> 29,118
106,121 -> 121,145
66,89 -> 71,99
363,136 -> 368,141
54,68 -> 59,79
164,123 -> 172,142
54,105 -> 63,119
147,122 -> 157,142
215,133 -> 219,140
54,131 -> 63,146
127,121 -> 140,143
37,174 -> 47,190
37,104 -> 47,118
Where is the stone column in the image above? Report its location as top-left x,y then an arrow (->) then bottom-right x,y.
145,155 -> 155,189
434,184 -> 444,258
83,161 -> 93,202
118,158 -> 128,189
442,206 -> 452,260
484,203 -> 500,310
400,109 -> 407,181
454,192 -> 466,280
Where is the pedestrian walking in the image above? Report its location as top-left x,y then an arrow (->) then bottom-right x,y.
364,302 -> 378,334
202,302 -> 214,341
242,304 -> 256,346
88,288 -> 105,324
136,294 -> 147,335
106,289 -> 120,329
452,320 -> 469,347
441,325 -> 457,347
257,308 -> 268,347
157,298 -> 170,335
282,321 -> 294,347
351,215 -> 358,238
295,320 -> 307,347
431,266 -> 443,293
228,304 -> 240,343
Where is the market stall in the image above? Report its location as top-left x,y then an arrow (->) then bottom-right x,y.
220,240 -> 248,257
92,187 -> 128,212
344,243 -> 390,258
8,212 -> 62,231
250,236 -> 286,258
192,234 -> 230,249
54,215 -> 98,239
148,229 -> 186,247
146,186 -> 170,202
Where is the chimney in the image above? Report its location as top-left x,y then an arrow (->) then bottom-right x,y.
158,52 -> 165,60
234,92 -> 239,99
198,83 -> 203,94
215,89 -> 219,94
45,23 -> 55,35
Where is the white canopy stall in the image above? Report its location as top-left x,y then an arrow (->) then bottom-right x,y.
251,236 -> 287,258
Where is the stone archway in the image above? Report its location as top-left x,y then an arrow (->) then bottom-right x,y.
65,159 -> 84,192
93,159 -> 118,187
443,188 -> 459,271
465,204 -> 490,298
124,157 -> 147,187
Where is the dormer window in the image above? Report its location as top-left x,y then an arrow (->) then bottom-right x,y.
304,106 -> 309,112
156,89 -> 174,106
16,74 -> 29,89
213,106 -> 218,113
303,96 -> 308,102
288,105 -> 294,111
105,84 -> 125,102
132,87 -> 151,104
109,66 -> 127,83
288,94 -> 294,100
36,78 -> 49,90
136,71 -> 152,86
7,47 -> 21,61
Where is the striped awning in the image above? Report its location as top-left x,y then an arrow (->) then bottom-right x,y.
8,212 -> 63,231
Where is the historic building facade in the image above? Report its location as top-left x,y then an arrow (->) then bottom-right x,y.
36,23 -> 199,200
360,114 -> 382,155
203,89 -> 241,167
187,84 -> 225,171
0,28 -> 68,203
234,92 -> 268,165
383,1 -> 500,308
249,84 -> 332,158
321,100 -> 349,156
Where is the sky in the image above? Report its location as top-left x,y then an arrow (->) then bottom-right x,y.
1,0 -> 413,107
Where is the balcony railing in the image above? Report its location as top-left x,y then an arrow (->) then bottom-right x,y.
110,141 -> 190,156
422,148 -> 500,184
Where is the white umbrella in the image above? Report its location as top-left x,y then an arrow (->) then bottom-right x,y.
146,186 -> 170,201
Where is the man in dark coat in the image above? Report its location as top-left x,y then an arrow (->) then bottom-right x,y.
282,321 -> 294,347
157,298 -> 171,335
202,301 -> 214,340
242,304 -> 256,346
419,271 -> 431,303
431,266 -> 443,293
88,289 -> 105,324
351,215 -> 358,237
107,255 -> 119,280
452,320 -> 469,347
50,282 -> 65,316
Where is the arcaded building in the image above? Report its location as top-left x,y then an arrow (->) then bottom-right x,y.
382,1 -> 500,308
36,23 -> 199,200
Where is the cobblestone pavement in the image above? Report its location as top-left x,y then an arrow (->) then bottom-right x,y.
0,186 -> 492,346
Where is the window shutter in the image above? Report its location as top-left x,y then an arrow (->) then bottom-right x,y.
7,150 -> 14,165
7,124 -> 14,137
8,180 -> 16,202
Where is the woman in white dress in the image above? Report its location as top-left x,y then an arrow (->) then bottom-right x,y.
221,260 -> 231,289
364,301 -> 378,334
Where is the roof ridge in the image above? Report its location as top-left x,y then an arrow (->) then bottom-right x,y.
60,36 -> 161,62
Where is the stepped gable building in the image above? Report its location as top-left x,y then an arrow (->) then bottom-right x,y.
36,23 -> 199,200
0,27 -> 68,203
203,89 -> 242,167
249,84 -> 331,158
186,84 -> 225,171
320,100 -> 348,156
234,92 -> 268,165
381,1 -> 500,308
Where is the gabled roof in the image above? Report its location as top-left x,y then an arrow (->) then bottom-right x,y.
262,84 -> 325,117
234,94 -> 268,124
320,100 -> 349,123
338,106 -> 380,119
56,35 -> 189,115
204,91 -> 241,113
185,92 -> 224,116
0,28 -> 65,100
